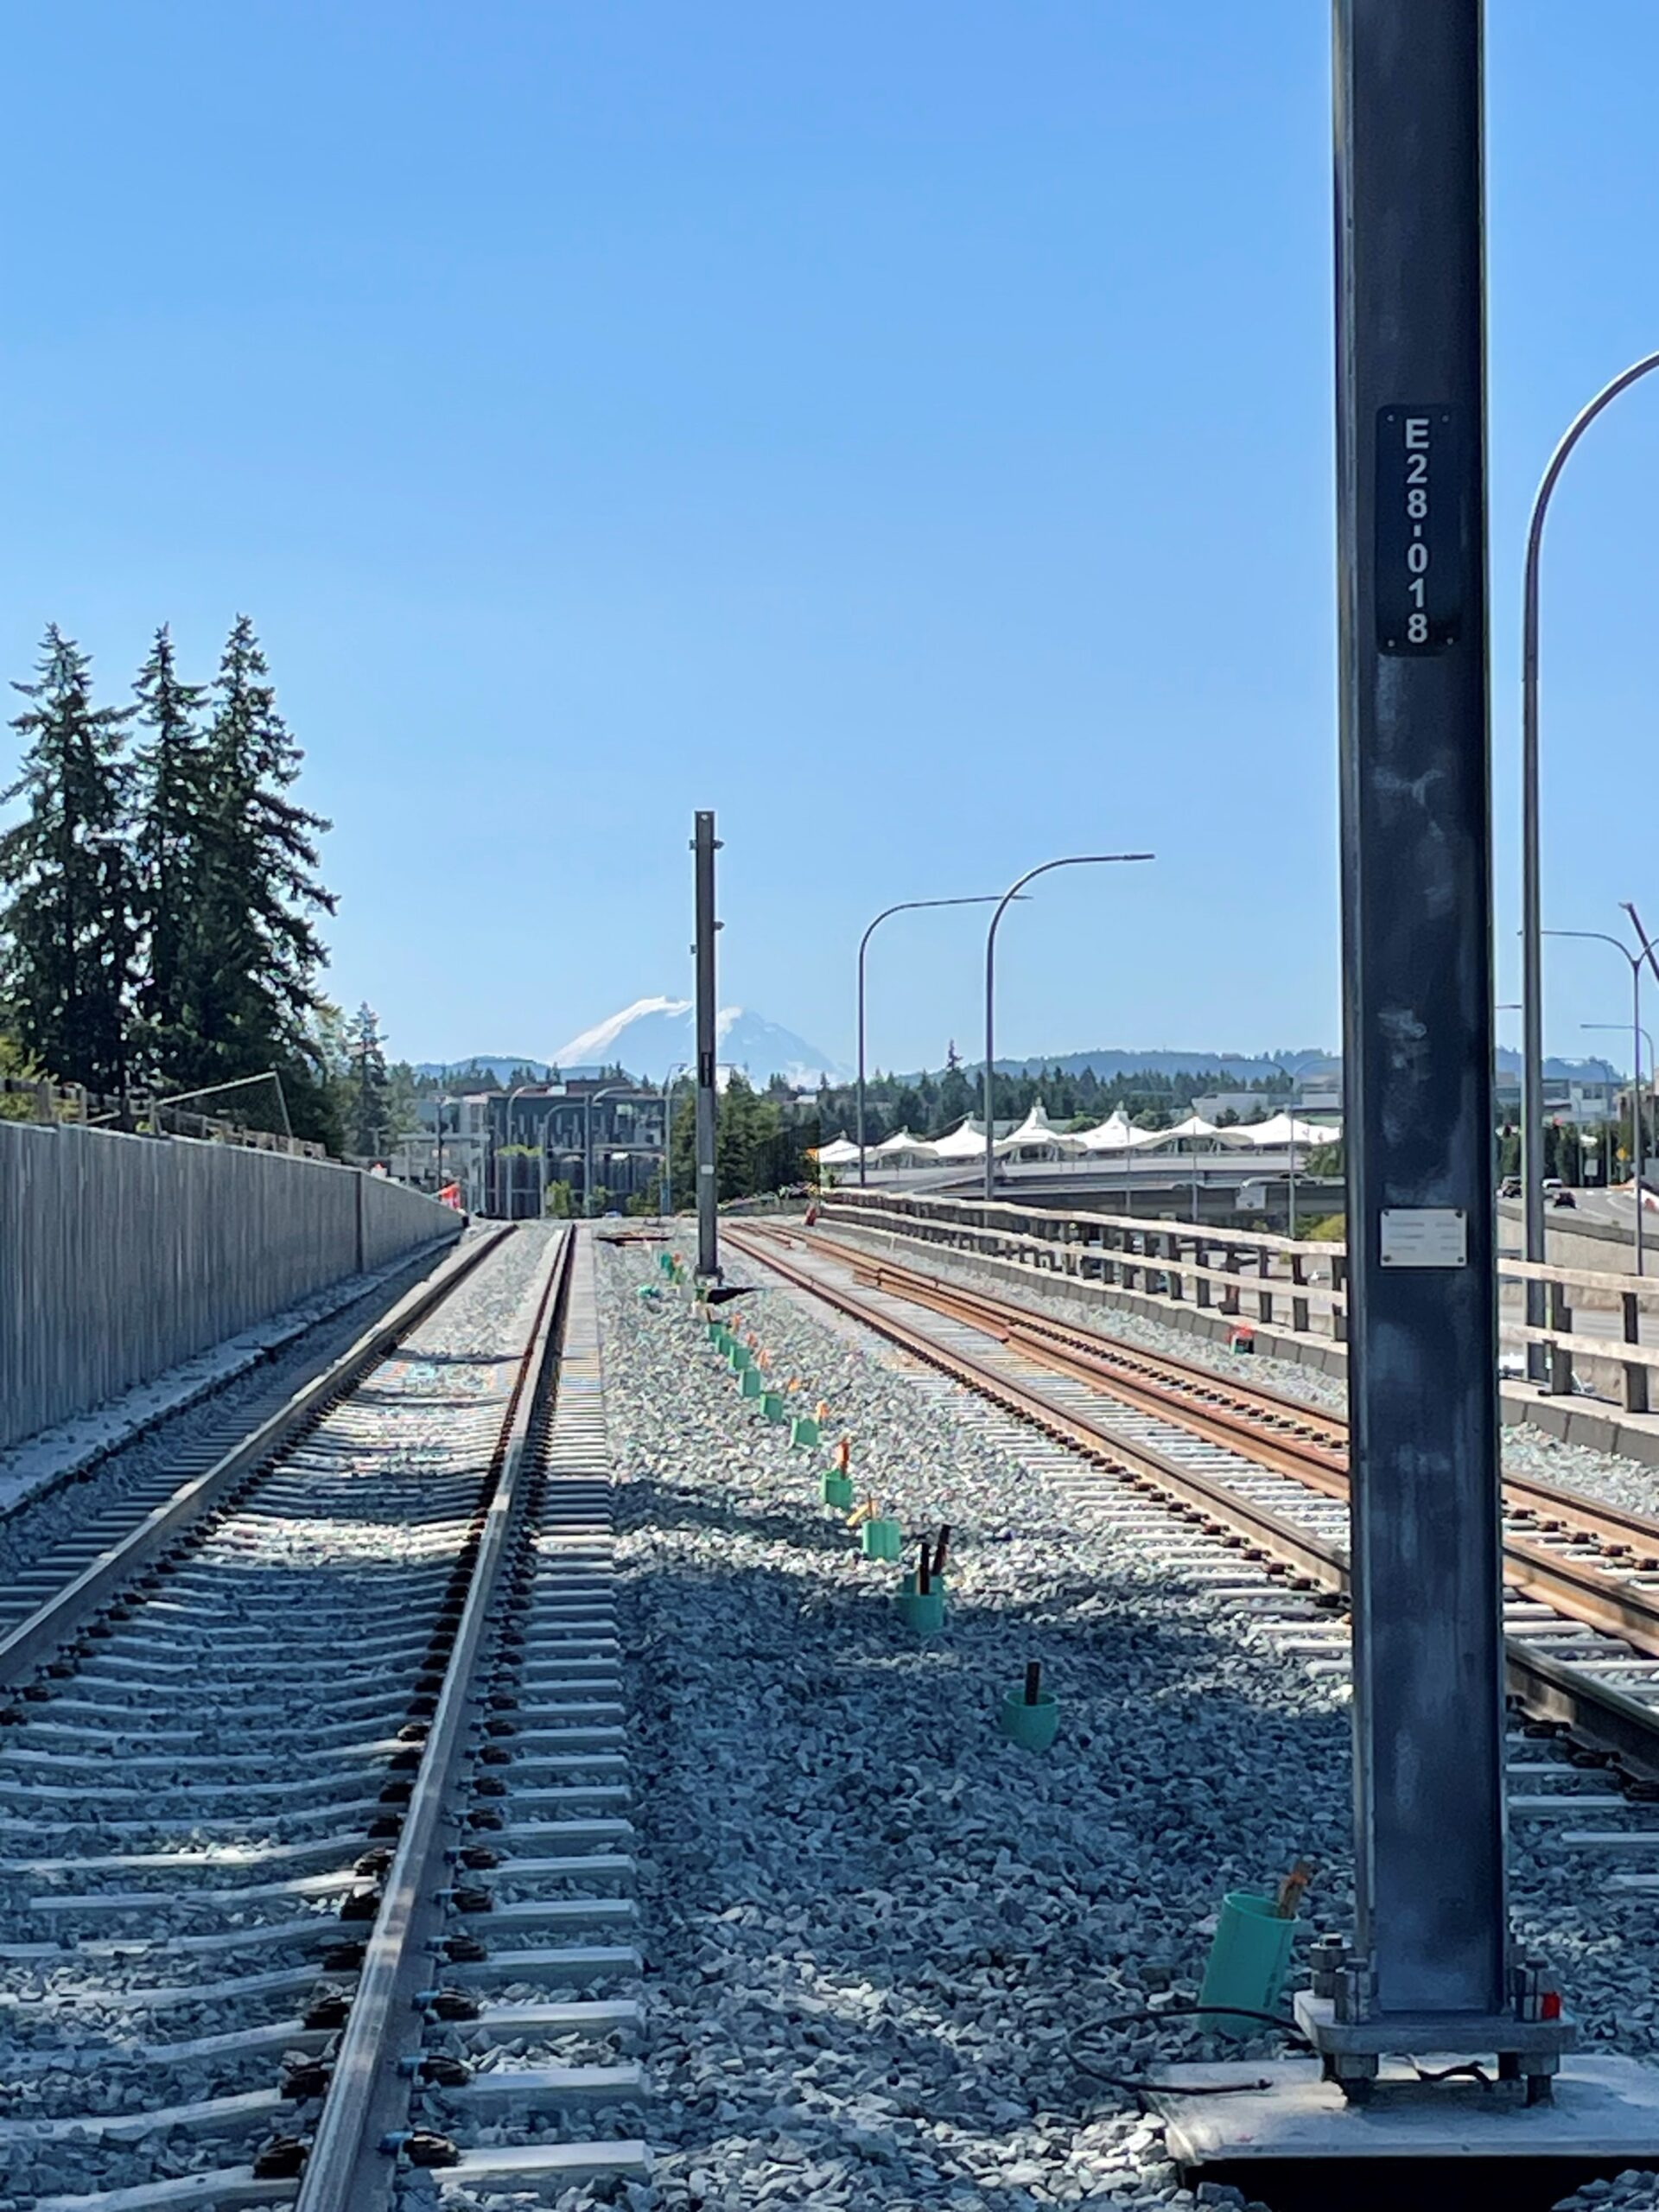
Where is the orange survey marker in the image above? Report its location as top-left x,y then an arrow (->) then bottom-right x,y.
834,1436 -> 851,1475
845,1497 -> 876,1530
814,1400 -> 830,1425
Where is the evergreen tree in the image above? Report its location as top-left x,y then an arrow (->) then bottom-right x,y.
195,617 -> 337,1135
130,626 -> 212,1084
348,1001 -> 392,1157
0,627 -> 136,1095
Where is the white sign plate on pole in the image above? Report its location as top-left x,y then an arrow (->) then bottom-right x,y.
1378,1206 -> 1468,1269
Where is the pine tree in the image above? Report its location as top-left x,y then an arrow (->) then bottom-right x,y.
195,617 -> 337,1130
0,627 -> 136,1095
348,1001 -> 391,1158
131,626 -> 212,1084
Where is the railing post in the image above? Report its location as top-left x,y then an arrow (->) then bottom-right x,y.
1547,1278 -> 1573,1397
1257,1247 -> 1275,1326
1332,1254 -> 1348,1344
1291,1252 -> 1311,1335
1623,1291 -> 1650,1414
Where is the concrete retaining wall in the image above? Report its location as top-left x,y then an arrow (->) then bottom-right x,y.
0,1122 -> 461,1451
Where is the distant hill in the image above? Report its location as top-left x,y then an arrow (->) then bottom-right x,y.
413,1035 -> 1621,1093
984,1046 -> 1331,1083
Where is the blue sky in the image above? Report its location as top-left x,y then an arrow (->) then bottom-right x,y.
3,3 -> 1657,1077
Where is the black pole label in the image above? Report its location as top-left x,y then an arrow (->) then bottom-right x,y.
1376,407 -> 1461,653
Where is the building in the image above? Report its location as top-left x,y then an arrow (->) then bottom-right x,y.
385,1095 -> 493,1214
484,1079 -> 668,1217
1494,1064 -> 1621,1128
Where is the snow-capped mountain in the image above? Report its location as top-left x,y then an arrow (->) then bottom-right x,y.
549,999 -> 849,1087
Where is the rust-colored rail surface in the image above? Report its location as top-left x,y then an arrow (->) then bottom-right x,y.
726,1222 -> 1659,1773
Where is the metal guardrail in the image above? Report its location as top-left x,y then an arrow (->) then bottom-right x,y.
0,1073 -> 327,1157
821,1186 -> 1659,1413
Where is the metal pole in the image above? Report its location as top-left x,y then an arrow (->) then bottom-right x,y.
982,854 -> 1153,1203
505,1083 -> 534,1220
662,1063 -> 688,1217
857,895 -> 1004,1188
1521,353 -> 1659,1368
1287,1077 -> 1299,1240
1548,929 -> 1645,1277
1313,0 -> 1549,2091
693,811 -> 721,1279
1623,904 -> 1659,1269
582,1084 -> 630,1220
1636,963 -> 1645,1279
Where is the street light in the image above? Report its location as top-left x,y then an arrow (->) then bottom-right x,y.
583,1083 -> 633,1218
501,1082 -> 538,1218
982,854 -> 1154,1203
855,896 -> 1008,1186
1583,1021 -> 1656,1211
1520,353 -> 1659,1339
1544,927 -> 1648,1274
660,1063 -> 690,1217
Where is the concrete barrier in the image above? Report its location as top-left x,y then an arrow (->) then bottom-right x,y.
0,1122 -> 461,1452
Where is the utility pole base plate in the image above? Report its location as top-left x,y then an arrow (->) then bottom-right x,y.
1152,2055 -> 1659,2212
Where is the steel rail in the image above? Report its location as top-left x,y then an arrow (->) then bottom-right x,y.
725,1225 -> 1659,1776
773,1227 -> 1659,1579
296,1227 -> 575,2209
0,1224 -> 511,1688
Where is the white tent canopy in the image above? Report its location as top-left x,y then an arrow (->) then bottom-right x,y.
873,1128 -> 934,1162
929,1117 -> 990,1160
814,1136 -> 863,1166
998,1101 -> 1090,1157
1077,1110 -> 1165,1153
1140,1114 -> 1257,1152
1235,1111 -> 1335,1149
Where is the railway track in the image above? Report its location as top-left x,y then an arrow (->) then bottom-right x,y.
0,1224 -> 645,2210
725,1221 -> 1659,1789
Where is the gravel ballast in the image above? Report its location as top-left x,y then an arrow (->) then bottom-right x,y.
0,1228 -> 485,1592
817,1223 -> 1659,1527
588,1236 -> 1659,2212
0,1226 -> 556,2212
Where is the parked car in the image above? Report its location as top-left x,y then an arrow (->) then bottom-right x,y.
1498,1176 -> 1521,1198
1551,1188 -> 1577,1210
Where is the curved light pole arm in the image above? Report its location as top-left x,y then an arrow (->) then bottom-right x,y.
855,893 -> 1007,1187
982,854 -> 1154,1202
1521,353 -> 1659,1306
502,1083 -> 536,1217
1545,926 -> 1646,1274
582,1081 -> 633,1219
660,1062 -> 690,1217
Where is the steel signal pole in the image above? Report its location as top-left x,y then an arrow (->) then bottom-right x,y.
1308,0 -> 1567,2099
692,811 -> 721,1281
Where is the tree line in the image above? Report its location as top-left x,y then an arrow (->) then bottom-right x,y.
668,1074 -> 818,1206
0,621 -> 344,1147
814,1059 -> 1294,1145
